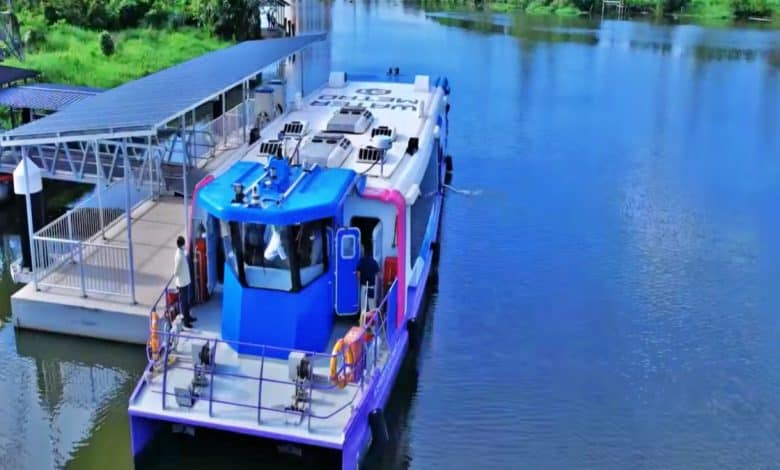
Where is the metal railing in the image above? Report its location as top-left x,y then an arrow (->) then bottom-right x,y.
34,237 -> 131,297
205,99 -> 255,150
134,278 -> 400,434
160,130 -> 216,167
31,179 -> 152,299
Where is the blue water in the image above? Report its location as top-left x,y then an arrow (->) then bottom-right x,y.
3,2 -> 780,469
329,4 -> 780,468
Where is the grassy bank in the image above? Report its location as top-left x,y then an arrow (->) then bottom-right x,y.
6,14 -> 229,89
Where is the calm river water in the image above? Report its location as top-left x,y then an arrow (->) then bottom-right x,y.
2,2 -> 780,469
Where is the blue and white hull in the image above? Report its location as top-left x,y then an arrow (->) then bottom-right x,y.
128,72 -> 452,469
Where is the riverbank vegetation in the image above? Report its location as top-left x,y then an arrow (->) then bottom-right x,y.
425,0 -> 780,19
1,1 -> 272,88
7,13 -> 228,88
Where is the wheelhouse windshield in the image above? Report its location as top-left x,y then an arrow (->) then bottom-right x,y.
220,218 -> 329,291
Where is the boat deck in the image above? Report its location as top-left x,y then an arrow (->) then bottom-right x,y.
129,292 -> 371,447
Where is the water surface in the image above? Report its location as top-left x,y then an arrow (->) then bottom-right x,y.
2,3 -> 780,469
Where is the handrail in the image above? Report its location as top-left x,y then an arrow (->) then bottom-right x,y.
185,129 -> 217,162
146,275 -> 175,363
31,178 -> 152,300
144,277 -> 400,431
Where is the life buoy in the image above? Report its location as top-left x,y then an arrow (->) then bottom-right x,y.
148,310 -> 160,362
329,338 -> 354,389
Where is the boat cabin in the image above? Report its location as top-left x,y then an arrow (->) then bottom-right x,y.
197,156 -> 392,357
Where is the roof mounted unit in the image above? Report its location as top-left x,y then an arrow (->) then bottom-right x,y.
326,106 -> 373,134
300,133 -> 353,168
259,139 -> 283,158
371,125 -> 396,140
281,120 -> 308,137
357,146 -> 384,163
358,133 -> 393,166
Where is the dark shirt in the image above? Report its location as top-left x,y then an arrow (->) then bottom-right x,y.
358,255 -> 380,287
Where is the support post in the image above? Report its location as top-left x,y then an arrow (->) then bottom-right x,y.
123,140 -> 137,304
191,109 -> 197,160
242,81 -> 247,143
94,141 -> 106,239
221,92 -> 227,146
78,243 -> 86,298
180,115 -> 189,241
21,146 -> 38,290
66,210 -> 73,240
148,136 -> 159,198
300,51 -> 305,98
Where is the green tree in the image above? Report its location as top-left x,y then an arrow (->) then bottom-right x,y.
191,0 -> 262,40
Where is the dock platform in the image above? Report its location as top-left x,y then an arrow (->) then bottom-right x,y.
12,197 -> 183,344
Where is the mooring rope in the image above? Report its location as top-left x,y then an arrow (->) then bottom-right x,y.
443,183 -> 482,196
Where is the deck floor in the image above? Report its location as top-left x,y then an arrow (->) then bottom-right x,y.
130,292 -> 366,446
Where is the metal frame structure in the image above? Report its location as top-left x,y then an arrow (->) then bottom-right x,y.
2,34 -> 324,305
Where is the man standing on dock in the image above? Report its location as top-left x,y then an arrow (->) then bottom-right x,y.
174,236 -> 197,328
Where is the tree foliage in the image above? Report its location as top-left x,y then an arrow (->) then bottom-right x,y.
35,0 -> 262,40
189,0 -> 263,40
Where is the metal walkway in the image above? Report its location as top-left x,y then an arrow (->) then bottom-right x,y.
0,129 -> 213,187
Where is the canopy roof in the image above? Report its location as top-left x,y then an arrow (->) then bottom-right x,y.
0,83 -> 102,111
0,65 -> 39,87
1,34 -> 325,146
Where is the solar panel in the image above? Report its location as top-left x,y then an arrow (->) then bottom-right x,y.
2,34 -> 325,145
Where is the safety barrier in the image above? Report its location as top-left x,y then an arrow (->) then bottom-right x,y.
34,237 -> 131,297
137,278 -> 399,433
205,99 -> 255,150
31,179 -> 152,299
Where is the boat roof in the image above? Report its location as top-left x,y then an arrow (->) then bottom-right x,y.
198,160 -> 358,225
242,75 -> 445,200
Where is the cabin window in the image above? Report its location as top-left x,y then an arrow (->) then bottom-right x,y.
221,218 -> 330,291
220,220 -> 238,275
291,219 -> 328,288
340,234 -> 356,259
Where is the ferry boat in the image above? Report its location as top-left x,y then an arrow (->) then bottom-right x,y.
128,71 -> 453,468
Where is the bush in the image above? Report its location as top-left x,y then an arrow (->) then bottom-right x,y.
143,6 -> 170,28
731,0 -> 773,15
87,1 -> 113,30
99,30 -> 115,56
42,0 -> 112,29
23,29 -> 46,49
193,0 -> 263,40
526,0 -> 555,13
43,4 -> 61,25
114,0 -> 152,28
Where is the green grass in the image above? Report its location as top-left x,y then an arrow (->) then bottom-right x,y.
554,5 -> 583,14
6,14 -> 229,89
489,2 -> 519,11
687,0 -> 735,18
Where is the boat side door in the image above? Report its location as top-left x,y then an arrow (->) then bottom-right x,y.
335,227 -> 360,316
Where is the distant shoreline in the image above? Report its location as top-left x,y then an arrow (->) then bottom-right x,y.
422,0 -> 780,24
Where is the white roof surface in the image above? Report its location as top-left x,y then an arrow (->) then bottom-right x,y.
244,78 -> 444,200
